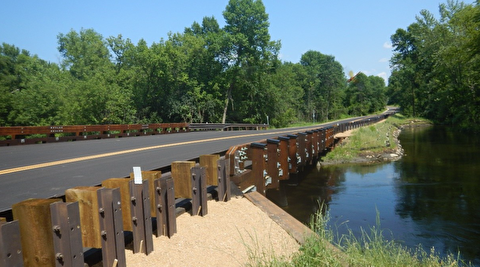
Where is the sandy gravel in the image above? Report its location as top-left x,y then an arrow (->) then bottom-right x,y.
124,196 -> 300,267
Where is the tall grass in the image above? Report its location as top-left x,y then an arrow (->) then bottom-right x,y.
323,114 -> 430,163
252,207 -> 470,267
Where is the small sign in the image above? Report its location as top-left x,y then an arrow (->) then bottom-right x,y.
133,167 -> 142,184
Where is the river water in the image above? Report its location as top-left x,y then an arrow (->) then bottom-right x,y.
278,126 -> 480,265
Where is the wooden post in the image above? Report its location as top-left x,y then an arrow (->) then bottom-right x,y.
199,154 -> 220,186
0,220 -> 23,267
65,187 -> 102,249
101,178 -> 133,231
12,198 -> 61,267
171,161 -> 196,199
50,201 -> 84,267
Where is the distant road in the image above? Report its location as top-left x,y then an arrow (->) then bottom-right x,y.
0,121 -> 354,212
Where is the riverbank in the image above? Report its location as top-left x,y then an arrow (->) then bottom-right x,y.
321,114 -> 432,166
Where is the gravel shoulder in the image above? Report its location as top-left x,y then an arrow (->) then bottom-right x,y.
124,196 -> 300,267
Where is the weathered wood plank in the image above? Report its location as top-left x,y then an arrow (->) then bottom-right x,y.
65,187 -> 102,248
171,161 -> 195,199
102,178 -> 133,231
12,198 -> 61,267
244,191 -> 314,245
199,154 -> 220,186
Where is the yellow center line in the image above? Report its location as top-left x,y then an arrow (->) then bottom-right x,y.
0,127 -> 325,176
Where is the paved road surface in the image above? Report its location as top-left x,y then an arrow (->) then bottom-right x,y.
0,122 -> 350,212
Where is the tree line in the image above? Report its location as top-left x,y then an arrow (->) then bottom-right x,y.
388,0 -> 480,130
0,0 -> 387,128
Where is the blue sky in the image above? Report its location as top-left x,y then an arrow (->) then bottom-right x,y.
1,0 -> 474,82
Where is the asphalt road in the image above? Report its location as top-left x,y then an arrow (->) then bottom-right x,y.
0,122 -> 349,212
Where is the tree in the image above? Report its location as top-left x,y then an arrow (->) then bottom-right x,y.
388,1 -> 480,128
57,29 -> 135,124
221,0 -> 280,123
300,50 -> 346,122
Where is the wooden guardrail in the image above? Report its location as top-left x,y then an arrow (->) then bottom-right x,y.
0,113 -> 391,267
0,123 -> 268,146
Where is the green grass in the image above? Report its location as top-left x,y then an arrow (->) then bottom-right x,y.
323,114 -> 430,163
251,208 -> 470,267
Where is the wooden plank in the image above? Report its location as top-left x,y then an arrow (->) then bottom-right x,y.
199,154 -> 220,186
65,187 -> 102,248
102,178 -> 133,231
12,198 -> 61,267
244,191 -> 314,245
171,161 -> 195,199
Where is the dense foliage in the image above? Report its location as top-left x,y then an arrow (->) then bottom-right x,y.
388,0 -> 480,129
0,0 -> 387,128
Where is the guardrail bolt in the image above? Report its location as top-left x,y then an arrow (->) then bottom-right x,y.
157,204 -> 162,212
131,196 -> 136,203
52,225 -> 61,233
101,230 -> 107,238
56,253 -> 63,261
99,207 -> 105,216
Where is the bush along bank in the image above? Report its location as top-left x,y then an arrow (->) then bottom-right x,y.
320,114 -> 431,166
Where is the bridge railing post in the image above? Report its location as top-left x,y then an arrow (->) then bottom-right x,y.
191,166 -> 208,216
277,136 -> 290,181
97,187 -> 126,267
297,133 -> 307,169
129,179 -> 154,255
50,201 -> 84,267
250,142 -> 268,195
0,220 -> 23,267
216,157 -> 231,202
154,175 -> 176,237
266,139 -> 281,190
171,161 -> 208,216
287,135 -> 298,175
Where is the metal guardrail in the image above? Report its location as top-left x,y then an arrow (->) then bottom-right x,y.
0,123 -> 268,146
189,123 -> 268,131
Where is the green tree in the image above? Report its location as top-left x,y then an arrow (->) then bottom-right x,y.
57,29 -> 135,124
221,0 -> 280,123
300,50 -> 346,122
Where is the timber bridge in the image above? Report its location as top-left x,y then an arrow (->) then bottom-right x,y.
0,110 -> 396,267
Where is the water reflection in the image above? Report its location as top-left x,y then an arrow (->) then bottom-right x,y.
277,126 -> 480,265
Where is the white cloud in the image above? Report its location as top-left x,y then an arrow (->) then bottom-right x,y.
377,72 -> 388,82
383,42 -> 393,49
379,58 -> 389,63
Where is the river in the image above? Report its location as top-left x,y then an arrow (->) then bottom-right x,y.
277,125 -> 480,265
